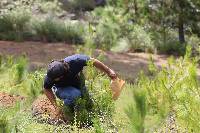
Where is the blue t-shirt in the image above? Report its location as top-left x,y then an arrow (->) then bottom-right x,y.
44,54 -> 90,89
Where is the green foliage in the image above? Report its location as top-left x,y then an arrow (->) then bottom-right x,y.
55,58 -> 115,129
70,0 -> 96,11
152,29 -> 186,55
92,115 -> 105,133
0,9 -> 31,41
59,0 -> 96,12
111,38 -> 130,53
88,6 -> 155,52
0,115 -> 9,133
33,17 -> 84,43
0,0 -> 85,43
128,25 -> 154,52
12,56 -> 28,84
86,6 -> 121,50
1,0 -> 200,54
126,46 -> 200,132
0,101 -> 24,133
87,6 -> 125,50
38,0 -> 62,14
0,56 -> 43,100
126,86 -> 147,133
187,34 -> 200,55
25,71 -> 44,100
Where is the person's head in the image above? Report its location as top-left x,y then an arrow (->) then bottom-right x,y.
47,60 -> 69,81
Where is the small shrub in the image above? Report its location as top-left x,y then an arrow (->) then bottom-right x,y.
127,46 -> 200,132
25,71 -> 44,100
0,115 -> 9,133
54,57 -> 115,129
0,56 -> 43,99
59,0 -> 96,12
152,29 -> 186,55
87,6 -> 121,50
0,103 -> 22,133
187,34 -> 200,56
128,25 -> 154,52
0,10 -> 31,41
71,0 -> 96,11
111,38 -> 130,52
33,17 -> 84,43
94,21 -> 120,50
13,57 -> 28,84
38,0 -> 62,14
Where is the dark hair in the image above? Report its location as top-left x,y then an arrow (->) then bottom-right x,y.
47,60 -> 70,80
58,59 -> 70,71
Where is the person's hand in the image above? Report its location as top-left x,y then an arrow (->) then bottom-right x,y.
55,106 -> 63,118
108,69 -> 117,80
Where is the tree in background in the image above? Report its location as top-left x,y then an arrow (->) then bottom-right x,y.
148,0 -> 200,44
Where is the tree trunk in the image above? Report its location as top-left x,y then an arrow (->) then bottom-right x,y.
134,0 -> 138,17
178,2 -> 185,44
178,13 -> 185,44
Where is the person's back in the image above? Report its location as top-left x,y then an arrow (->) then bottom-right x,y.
43,54 -> 117,122
44,54 -> 90,89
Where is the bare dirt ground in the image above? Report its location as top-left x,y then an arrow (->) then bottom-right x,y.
0,41 -> 169,82
0,92 -> 25,107
32,95 -> 66,124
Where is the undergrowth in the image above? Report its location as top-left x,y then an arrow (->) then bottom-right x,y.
0,54 -> 119,132
0,46 -> 200,132
126,46 -> 200,132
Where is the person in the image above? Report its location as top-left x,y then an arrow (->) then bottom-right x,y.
43,54 -> 117,120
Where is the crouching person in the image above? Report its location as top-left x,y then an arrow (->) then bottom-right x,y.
43,54 -> 117,124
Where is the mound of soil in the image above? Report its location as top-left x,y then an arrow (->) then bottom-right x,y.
31,95 -> 65,125
0,92 -> 25,107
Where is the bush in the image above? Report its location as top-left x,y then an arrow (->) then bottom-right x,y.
125,86 -> 147,133
111,38 -> 130,53
0,0 -> 85,44
152,29 -> 186,55
127,46 -> 200,132
92,20 -> 120,50
38,0 -> 62,14
0,55 -> 116,131
187,34 -> 200,56
88,6 -> 156,52
32,17 -> 84,43
0,10 -> 31,41
86,6 -> 121,50
58,0 -> 96,12
55,59 -> 115,128
0,55 -> 43,99
128,25 -> 154,52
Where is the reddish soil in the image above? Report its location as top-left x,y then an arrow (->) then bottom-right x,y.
0,92 -> 25,107
31,95 -> 65,124
32,95 -> 57,118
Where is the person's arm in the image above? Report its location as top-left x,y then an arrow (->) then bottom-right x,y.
43,88 -> 62,117
91,58 -> 117,80
43,88 -> 57,108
